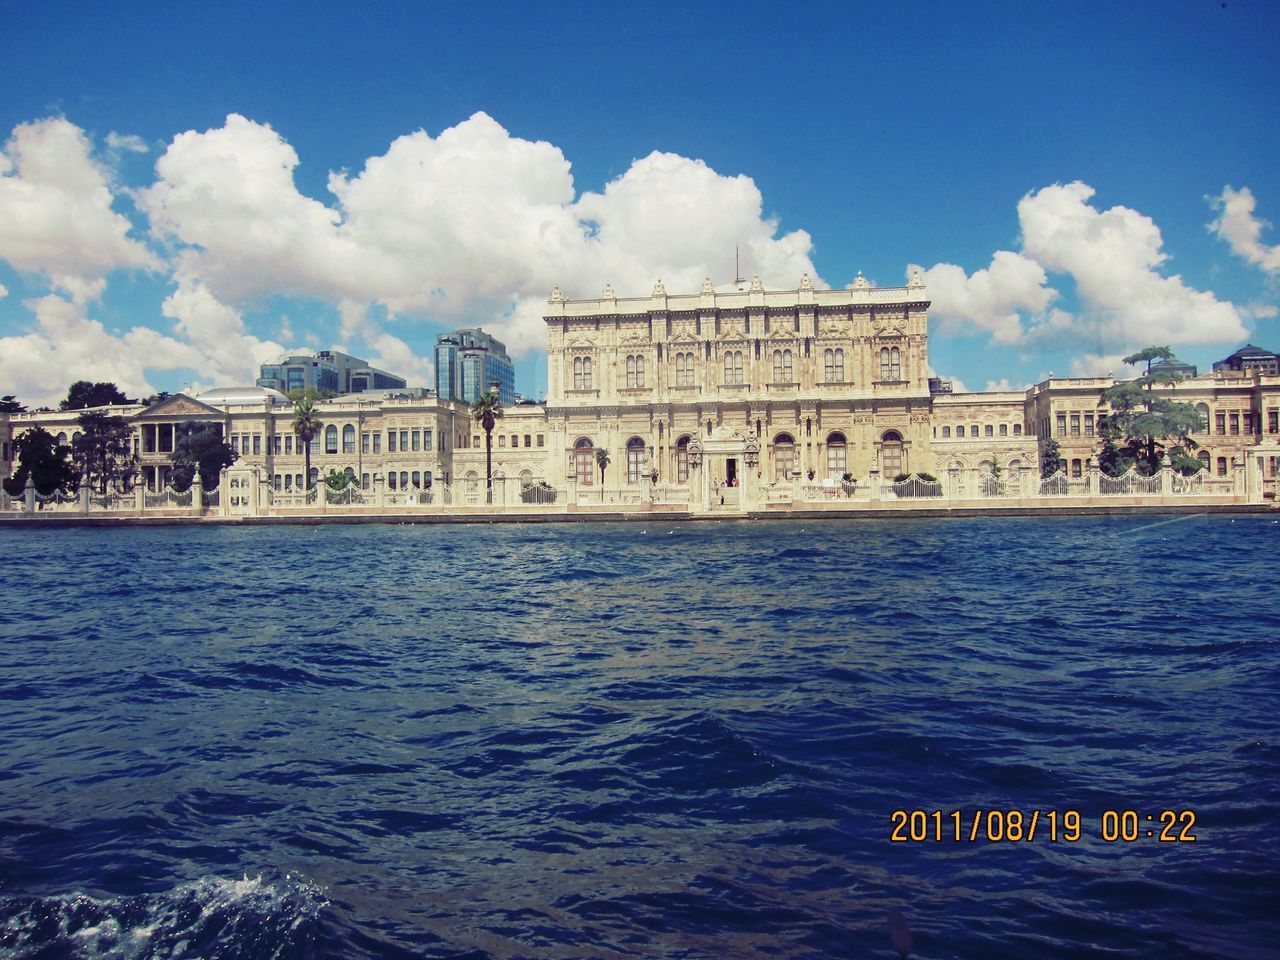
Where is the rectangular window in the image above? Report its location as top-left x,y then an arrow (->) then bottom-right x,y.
999,423 -> 1008,436
537,434 -> 545,447
400,430 -> 409,450
1056,414 -> 1067,437
423,429 -> 432,451
499,436 -> 506,447
1270,410 -> 1278,434
285,436 -> 293,455
388,430 -> 397,452
412,429 -> 420,452
1216,412 -> 1226,434
1230,413 -> 1240,435
524,434 -> 531,448
1070,414 -> 1080,437
1013,423 -> 1022,436
985,424 -> 994,437
362,433 -> 370,454
1084,414 -> 1094,437
272,436 -> 281,454
372,434 -> 381,453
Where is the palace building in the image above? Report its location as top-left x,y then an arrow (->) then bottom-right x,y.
3,273 -> 1279,511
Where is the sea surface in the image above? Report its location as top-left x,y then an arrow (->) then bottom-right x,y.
1,515 -> 1277,960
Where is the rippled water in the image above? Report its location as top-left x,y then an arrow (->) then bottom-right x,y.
1,515 -> 1277,959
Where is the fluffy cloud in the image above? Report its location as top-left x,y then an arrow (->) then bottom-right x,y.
0,282 -> 7,299
1208,185 -> 1280,274
912,251 -> 1055,344
0,293 -> 201,406
0,118 -> 159,300
159,271 -> 286,386
139,112 -> 820,355
105,132 -> 149,154
916,181 -> 1247,353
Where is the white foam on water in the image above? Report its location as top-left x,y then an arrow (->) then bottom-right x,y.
0,873 -> 328,959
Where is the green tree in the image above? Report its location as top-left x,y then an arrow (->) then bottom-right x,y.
325,468 -> 353,491
1095,413 -> 1131,477
0,395 -> 26,413
292,395 -> 322,490
1040,437 -> 1064,478
1099,346 -> 1202,475
141,391 -> 172,407
72,411 -> 136,493
4,426 -> 77,495
286,387 -> 338,403
61,381 -> 134,410
470,388 -> 503,505
595,447 -> 610,501
170,424 -> 236,491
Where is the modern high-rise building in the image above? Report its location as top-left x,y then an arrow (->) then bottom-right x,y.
434,329 -> 515,406
257,350 -> 407,395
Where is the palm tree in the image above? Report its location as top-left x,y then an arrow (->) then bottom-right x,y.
595,447 -> 610,502
470,388 -> 503,505
292,395 -> 322,493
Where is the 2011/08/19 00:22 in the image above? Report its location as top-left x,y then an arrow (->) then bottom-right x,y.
889,809 -> 1198,843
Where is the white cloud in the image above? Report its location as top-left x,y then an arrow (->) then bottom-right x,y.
983,378 -> 1028,392
139,112 -> 820,356
0,282 -> 7,299
911,251 -> 1055,344
1018,181 -> 1245,347
0,293 -> 200,407
1069,353 -> 1126,378
159,271 -> 286,386
0,118 -> 159,301
1208,186 -> 1280,273
105,132 -> 149,154
1244,302 -> 1278,319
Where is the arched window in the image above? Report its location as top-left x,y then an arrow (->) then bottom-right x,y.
880,346 -> 902,380
361,472 -> 370,490
388,472 -> 397,490
675,352 -> 694,386
56,431 -> 68,445
823,348 -> 845,381
772,349 -> 793,383
675,435 -> 691,484
626,354 -> 645,388
308,466 -> 320,487
322,425 -> 336,454
342,424 -> 355,453
344,466 -> 356,483
519,469 -> 533,486
1217,456 -> 1228,477
880,430 -> 903,478
626,437 -> 646,484
985,424 -> 993,437
723,350 -> 744,384
411,470 -> 420,488
956,425 -> 965,438
942,426 -> 951,438
826,432 -> 847,476
400,471 -> 409,490
1197,450 -> 1210,470
574,437 -> 595,486
573,356 -> 593,390
284,474 -> 293,491
773,432 -> 795,482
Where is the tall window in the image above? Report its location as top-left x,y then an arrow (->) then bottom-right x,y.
675,352 -> 695,386
626,355 -> 645,388
626,437 -> 646,484
773,433 -> 795,482
881,430 -> 904,477
573,356 -> 593,390
342,424 -> 355,453
823,348 -> 844,381
675,436 -> 691,484
826,432 -> 847,476
574,437 -> 595,485
772,349 -> 793,383
879,346 -> 901,380
324,425 -> 338,454
723,350 -> 744,384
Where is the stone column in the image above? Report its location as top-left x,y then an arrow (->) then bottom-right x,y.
24,474 -> 35,512
373,473 -> 385,510
947,466 -> 960,500
1019,464 -> 1035,499
1159,455 -> 1174,496
192,473 -> 204,518
1232,456 -> 1245,499
868,468 -> 881,503
136,481 -> 146,514
1086,459 -> 1100,497
79,476 -> 91,513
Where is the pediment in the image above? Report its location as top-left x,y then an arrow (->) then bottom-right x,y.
565,337 -> 596,350
137,393 -> 223,419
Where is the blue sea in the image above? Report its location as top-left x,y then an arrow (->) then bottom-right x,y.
1,516 -> 1277,959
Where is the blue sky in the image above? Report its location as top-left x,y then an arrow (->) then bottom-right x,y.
2,0 -> 1278,406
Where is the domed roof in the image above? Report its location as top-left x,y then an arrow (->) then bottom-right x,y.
194,386 -> 290,406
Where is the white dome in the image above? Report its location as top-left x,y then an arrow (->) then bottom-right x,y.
194,386 -> 289,406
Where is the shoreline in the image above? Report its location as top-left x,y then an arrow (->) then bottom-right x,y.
0,501 -> 1271,528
